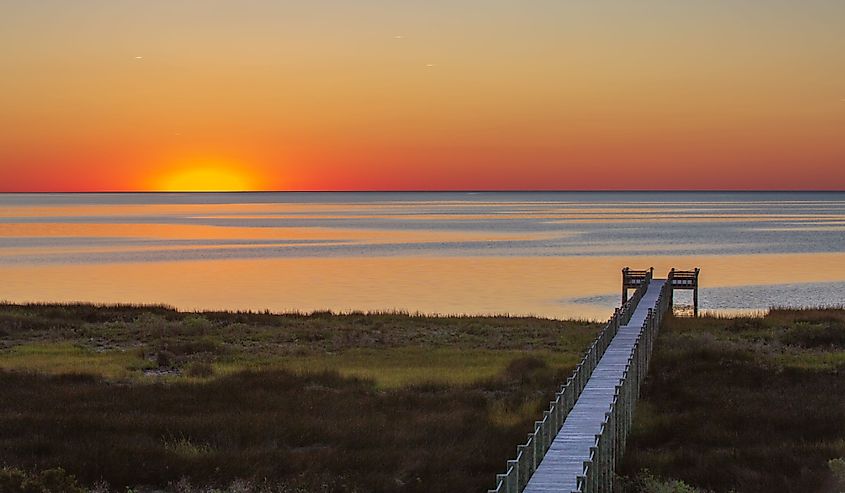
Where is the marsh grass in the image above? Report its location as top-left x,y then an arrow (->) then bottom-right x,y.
274,347 -> 582,387
163,436 -> 215,459
621,309 -> 845,493
0,302 -> 598,387
0,303 -> 595,492
0,343 -> 151,379
8,303 -> 842,491
0,363 -> 567,492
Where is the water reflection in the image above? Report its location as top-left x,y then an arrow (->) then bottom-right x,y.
0,192 -> 843,318
2,253 -> 844,320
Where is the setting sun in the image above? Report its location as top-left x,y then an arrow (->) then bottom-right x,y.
155,165 -> 262,192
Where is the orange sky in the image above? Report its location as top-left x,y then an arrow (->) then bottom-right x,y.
1,1 -> 844,191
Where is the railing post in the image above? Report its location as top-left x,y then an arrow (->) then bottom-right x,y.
582,460 -> 592,493
605,411 -> 612,473
527,434 -> 537,471
555,391 -> 564,426
517,445 -> 528,489
621,267 -> 628,305
593,436 -> 603,491
507,461 -> 518,492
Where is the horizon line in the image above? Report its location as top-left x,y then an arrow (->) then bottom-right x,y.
1,189 -> 844,194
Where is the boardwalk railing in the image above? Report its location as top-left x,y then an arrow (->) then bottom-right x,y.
487,271 -> 653,493
668,268 -> 701,316
572,278 -> 673,493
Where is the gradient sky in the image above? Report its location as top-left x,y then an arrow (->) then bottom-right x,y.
1,0 -> 844,191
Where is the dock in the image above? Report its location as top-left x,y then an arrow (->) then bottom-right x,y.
489,268 -> 699,493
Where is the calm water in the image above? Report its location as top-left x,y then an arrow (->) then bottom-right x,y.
1,192 -> 843,319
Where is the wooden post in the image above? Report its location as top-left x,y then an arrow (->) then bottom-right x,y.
507,460 -> 518,492
694,267 -> 700,317
527,434 -> 537,471
621,267 -> 628,304
517,444 -> 529,488
582,460 -> 592,493
668,268 -> 674,312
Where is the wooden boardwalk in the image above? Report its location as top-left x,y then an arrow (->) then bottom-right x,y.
523,280 -> 667,492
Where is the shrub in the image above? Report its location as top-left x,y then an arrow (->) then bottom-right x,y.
167,338 -> 222,356
156,350 -> 174,367
622,311 -> 845,493
185,361 -> 214,378
0,467 -> 85,493
637,473 -> 708,493
616,472 -> 708,493
0,467 -> 27,493
180,316 -> 213,336
780,323 -> 845,349
830,458 -> 845,492
164,438 -> 214,459
503,356 -> 550,385
504,356 -> 547,376
133,312 -> 171,338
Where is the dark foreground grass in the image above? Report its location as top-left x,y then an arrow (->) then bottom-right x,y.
621,309 -> 845,493
0,365 -> 564,492
0,303 -> 598,492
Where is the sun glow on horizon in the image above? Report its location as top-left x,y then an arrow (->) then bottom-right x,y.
154,163 -> 265,192
2,2 -> 845,191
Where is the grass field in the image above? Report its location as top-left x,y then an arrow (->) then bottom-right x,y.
621,308 -> 845,493
3,303 -> 845,492
0,303 -> 597,387
0,303 -> 599,492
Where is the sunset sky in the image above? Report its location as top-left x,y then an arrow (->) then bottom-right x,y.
1,1 -> 844,191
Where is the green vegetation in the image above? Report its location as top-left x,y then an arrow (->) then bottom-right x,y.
830,458 -> 845,492
0,303 -> 597,387
277,347 -> 582,387
621,308 -> 845,493
0,466 -> 85,493
619,474 -> 706,493
0,303 -> 598,492
4,303 -> 844,492
0,343 -> 150,379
